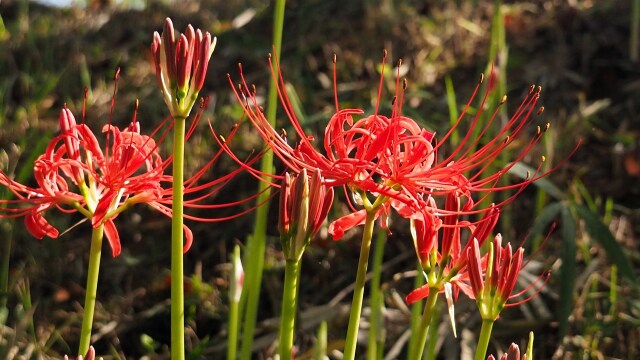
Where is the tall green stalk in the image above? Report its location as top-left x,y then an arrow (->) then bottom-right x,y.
343,209 -> 377,360
410,287 -> 439,360
78,224 -> 104,355
424,302 -> 441,360
171,116 -> 186,360
474,319 -> 495,360
239,0 -> 287,358
314,321 -> 328,360
279,259 -> 301,359
366,229 -> 387,360
407,265 -> 424,360
227,245 -> 242,360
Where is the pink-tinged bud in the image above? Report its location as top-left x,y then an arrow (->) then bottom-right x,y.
193,31 -> 214,92
308,169 -> 334,235
60,106 -> 79,157
410,211 -> 440,271
453,204 -> 500,271
506,343 -> 521,360
467,235 -> 527,321
487,342 -> 527,360
151,17 -> 217,118
490,234 -> 504,290
176,34 -> 191,93
467,238 -> 484,299
278,169 -> 333,261
230,245 -> 244,303
471,204 -> 499,246
64,345 -> 95,360
151,32 -> 163,88
278,172 -> 293,235
499,246 -> 524,302
59,106 -> 86,183
441,193 -> 460,258
162,18 -> 176,83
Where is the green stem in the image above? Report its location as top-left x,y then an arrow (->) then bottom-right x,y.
411,287 -> 439,360
314,321 -> 328,360
227,245 -> 241,360
227,298 -> 239,360
279,259 -> 301,360
343,210 -> 377,360
407,265 -> 424,360
171,116 -> 186,360
474,319 -> 495,360
424,302 -> 441,360
367,229 -> 386,360
239,0 -> 287,357
78,224 -> 104,356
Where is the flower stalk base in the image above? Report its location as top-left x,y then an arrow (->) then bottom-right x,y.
279,259 -> 301,360
78,224 -> 104,355
171,116 -> 186,360
343,209 -> 377,360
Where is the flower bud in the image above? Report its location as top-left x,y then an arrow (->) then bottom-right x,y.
151,18 -> 217,118
279,169 -> 333,261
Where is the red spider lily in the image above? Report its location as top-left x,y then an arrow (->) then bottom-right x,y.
151,17 -> 216,118
466,234 -> 549,321
230,52 -> 577,241
404,198 -> 499,305
279,168 -> 334,260
230,53 -> 440,239
0,78 -> 259,257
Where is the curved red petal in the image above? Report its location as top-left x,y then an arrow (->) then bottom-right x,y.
25,213 -> 59,239
182,224 -> 193,253
405,283 -> 430,304
103,219 -> 121,257
328,209 -> 367,241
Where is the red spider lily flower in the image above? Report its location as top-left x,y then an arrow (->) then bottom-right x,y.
466,234 -> 548,322
230,51 -> 577,241
404,196 -> 499,305
230,53 -> 439,239
0,78 -> 259,257
151,17 -> 216,118
279,168 -> 334,261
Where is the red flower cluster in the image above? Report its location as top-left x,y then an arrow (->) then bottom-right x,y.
0,77 -> 256,256
231,53 -> 562,241
232,52 -> 576,312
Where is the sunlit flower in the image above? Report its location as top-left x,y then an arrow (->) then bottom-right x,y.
230,52 -> 574,241
0,79 -> 257,256
279,169 -> 334,261
231,53 -> 439,239
151,17 -> 217,118
404,198 -> 499,304
466,234 -> 548,322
